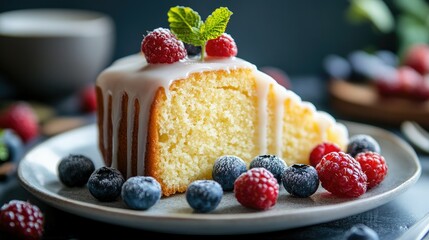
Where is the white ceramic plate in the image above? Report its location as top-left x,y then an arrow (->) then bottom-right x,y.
18,121 -> 421,235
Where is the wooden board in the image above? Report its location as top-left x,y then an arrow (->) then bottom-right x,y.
329,80 -> 429,128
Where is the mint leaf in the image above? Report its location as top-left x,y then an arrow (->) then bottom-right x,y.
0,130 -> 8,162
201,7 -> 233,42
347,0 -> 394,33
168,6 -> 204,46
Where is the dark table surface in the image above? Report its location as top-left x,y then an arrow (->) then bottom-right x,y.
0,76 -> 428,240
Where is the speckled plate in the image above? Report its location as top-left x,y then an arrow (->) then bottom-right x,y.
18,122 -> 421,235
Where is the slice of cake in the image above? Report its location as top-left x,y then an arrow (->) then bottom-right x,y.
95,6 -> 348,196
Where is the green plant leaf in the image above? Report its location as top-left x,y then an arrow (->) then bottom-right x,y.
201,7 -> 233,42
397,14 -> 429,59
168,6 -> 204,46
394,0 -> 429,24
0,130 -> 8,162
347,0 -> 394,33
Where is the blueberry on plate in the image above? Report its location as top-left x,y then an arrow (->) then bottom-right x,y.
186,180 -> 223,213
0,129 -> 23,165
344,223 -> 379,240
347,134 -> 381,158
249,154 -> 287,184
282,164 -> 319,198
212,155 -> 247,191
88,166 -> 125,202
121,176 -> 162,210
58,154 -> 95,187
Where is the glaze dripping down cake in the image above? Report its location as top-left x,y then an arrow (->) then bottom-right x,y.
96,54 -> 348,196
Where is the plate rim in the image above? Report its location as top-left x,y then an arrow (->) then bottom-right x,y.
17,121 -> 422,234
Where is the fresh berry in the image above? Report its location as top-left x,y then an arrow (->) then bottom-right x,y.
0,102 -> 39,143
0,200 -> 44,240
282,164 -> 319,198
184,43 -> 201,56
121,176 -> 161,210
0,129 -> 23,164
347,135 -> 380,158
323,54 -> 351,80
403,44 -> 429,75
355,152 -> 388,189
88,166 -> 125,202
309,142 -> 341,167
58,154 -> 95,187
186,180 -> 223,213
81,85 -> 97,113
212,155 -> 247,191
141,27 -> 187,64
375,50 -> 398,67
249,154 -> 287,184
260,66 -> 292,89
344,223 -> 379,240
234,168 -> 279,210
206,33 -> 237,57
316,152 -> 367,198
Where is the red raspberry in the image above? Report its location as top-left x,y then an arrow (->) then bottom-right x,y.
141,28 -> 187,64
309,142 -> 341,167
403,44 -> 429,75
0,200 -> 44,239
0,102 -> 39,143
316,152 -> 367,198
206,33 -> 238,57
234,167 -> 279,210
355,152 -> 388,189
81,85 -> 97,113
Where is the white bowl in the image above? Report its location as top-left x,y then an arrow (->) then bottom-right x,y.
0,8 -> 115,101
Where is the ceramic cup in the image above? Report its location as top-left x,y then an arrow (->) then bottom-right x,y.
0,9 -> 115,101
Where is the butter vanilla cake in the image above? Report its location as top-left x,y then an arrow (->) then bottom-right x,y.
95,6 -> 348,196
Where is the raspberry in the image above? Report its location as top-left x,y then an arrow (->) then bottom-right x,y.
0,102 -> 39,143
81,85 -> 97,113
206,33 -> 237,57
355,152 -> 388,189
234,168 -> 279,210
309,142 -> 341,167
0,200 -> 44,239
403,44 -> 429,75
316,152 -> 367,198
141,28 -> 187,64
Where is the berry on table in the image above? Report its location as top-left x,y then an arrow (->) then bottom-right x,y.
186,180 -> 223,213
355,152 -> 388,189
212,155 -> 247,191
249,154 -> 287,184
344,223 -> 379,240
282,164 -> 319,198
121,176 -> 161,210
309,142 -> 341,167
0,200 -> 44,240
234,167 -> 279,210
206,33 -> 237,57
316,152 -> 367,198
88,166 -> 125,202
0,102 -> 39,143
403,44 -> 429,75
58,154 -> 95,187
347,134 -> 380,158
141,27 -> 187,64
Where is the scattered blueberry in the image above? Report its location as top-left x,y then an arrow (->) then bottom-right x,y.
375,50 -> 398,67
212,155 -> 247,191
58,154 -> 95,187
0,129 -> 23,165
121,176 -> 161,210
348,51 -> 385,82
347,134 -> 381,158
249,154 -> 287,183
88,166 -> 125,202
282,164 -> 319,198
184,43 -> 201,56
323,54 -> 351,80
186,180 -> 223,213
344,223 -> 379,240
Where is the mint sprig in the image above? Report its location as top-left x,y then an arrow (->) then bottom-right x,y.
0,130 -> 9,162
168,6 -> 233,61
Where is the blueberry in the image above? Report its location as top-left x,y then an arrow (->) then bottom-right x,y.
121,176 -> 161,210
347,134 -> 380,158
282,164 -> 319,198
58,154 -> 95,187
184,43 -> 201,56
323,54 -> 351,79
375,50 -> 398,67
212,155 -> 247,191
88,166 -> 125,202
249,154 -> 287,184
344,224 -> 379,240
0,129 -> 23,165
186,180 -> 223,213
